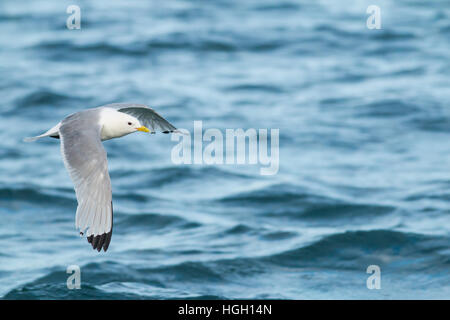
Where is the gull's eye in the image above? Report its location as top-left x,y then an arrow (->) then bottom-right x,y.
128,122 -> 132,125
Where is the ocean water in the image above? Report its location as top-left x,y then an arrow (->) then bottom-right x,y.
0,0 -> 449,299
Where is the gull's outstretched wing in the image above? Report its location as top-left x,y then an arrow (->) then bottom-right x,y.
59,110 -> 113,252
105,103 -> 177,134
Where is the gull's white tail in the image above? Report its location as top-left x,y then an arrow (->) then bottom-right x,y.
23,135 -> 44,142
23,122 -> 61,142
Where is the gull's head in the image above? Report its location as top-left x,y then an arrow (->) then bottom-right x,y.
100,109 -> 150,141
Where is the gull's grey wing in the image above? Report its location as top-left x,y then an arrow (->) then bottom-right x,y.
59,111 -> 113,252
105,103 -> 177,134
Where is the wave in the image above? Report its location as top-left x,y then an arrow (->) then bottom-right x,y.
117,213 -> 201,233
213,223 -> 298,241
406,114 -> 450,133
224,83 -> 285,94
3,260 -> 226,299
0,186 -> 74,207
5,90 -> 89,118
357,99 -> 422,118
363,44 -> 420,56
253,2 -> 301,11
264,230 -> 449,270
370,30 -> 417,41
4,229 -> 448,299
113,165 -> 255,190
28,31 -> 289,62
217,183 -> 395,221
14,90 -> 76,108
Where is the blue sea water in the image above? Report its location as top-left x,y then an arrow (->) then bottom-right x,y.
0,0 -> 449,299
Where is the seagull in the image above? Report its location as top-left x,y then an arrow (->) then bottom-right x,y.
24,103 -> 178,252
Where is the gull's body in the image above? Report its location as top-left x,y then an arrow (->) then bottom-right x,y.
25,103 -> 177,252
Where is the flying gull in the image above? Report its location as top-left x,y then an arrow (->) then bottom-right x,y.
24,103 -> 178,252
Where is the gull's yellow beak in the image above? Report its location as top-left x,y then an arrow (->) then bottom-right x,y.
136,126 -> 150,133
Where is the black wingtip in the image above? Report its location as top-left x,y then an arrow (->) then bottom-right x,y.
87,231 -> 112,252
103,232 -> 112,251
84,201 -> 114,252
85,201 -> 113,252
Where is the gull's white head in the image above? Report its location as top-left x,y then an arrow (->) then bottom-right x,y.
100,109 -> 150,141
